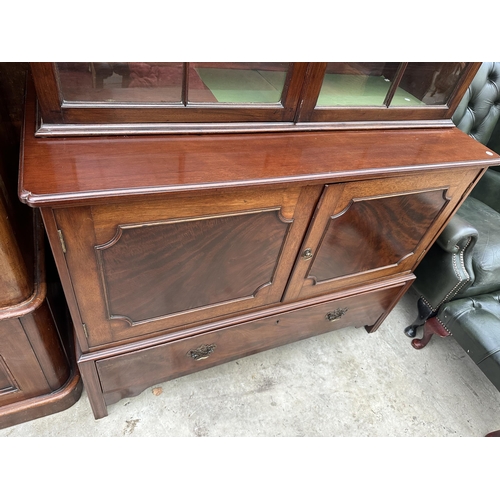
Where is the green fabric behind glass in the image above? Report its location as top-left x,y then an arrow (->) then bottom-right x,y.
317,74 -> 425,107
195,68 -> 424,107
195,69 -> 286,103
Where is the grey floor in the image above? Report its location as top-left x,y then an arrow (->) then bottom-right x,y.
2,288 -> 500,437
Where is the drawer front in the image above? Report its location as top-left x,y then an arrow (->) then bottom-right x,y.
96,279 -> 411,404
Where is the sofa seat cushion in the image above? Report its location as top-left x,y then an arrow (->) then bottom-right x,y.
437,292 -> 500,391
455,196 -> 500,298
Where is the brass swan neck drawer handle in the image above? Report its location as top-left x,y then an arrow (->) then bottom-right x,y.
187,343 -> 217,361
326,307 -> 348,322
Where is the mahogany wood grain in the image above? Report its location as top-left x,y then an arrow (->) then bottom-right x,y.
77,357 -> 108,419
294,63 -> 327,122
0,208 -> 80,427
29,63 -> 481,135
0,319 -> 52,406
383,63 -> 408,107
79,274 -> 415,363
30,63 -> 308,127
0,196 -> 31,307
310,189 -> 446,280
29,63 -> 63,123
96,279 -> 410,406
303,63 -> 481,124
0,358 -> 14,394
0,369 -> 82,430
34,118 -> 459,138
280,63 -> 311,121
284,168 -> 480,302
444,62 -> 482,118
39,207 -> 89,352
96,210 -> 290,323
308,106 -> 459,124
19,84 -> 500,209
52,185 -> 322,349
19,302 -> 70,390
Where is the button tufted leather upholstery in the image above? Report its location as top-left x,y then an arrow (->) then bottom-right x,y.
437,292 -> 500,391
453,62 -> 500,144
406,63 -> 500,396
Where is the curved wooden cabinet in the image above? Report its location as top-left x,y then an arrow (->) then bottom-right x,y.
0,210 -> 82,429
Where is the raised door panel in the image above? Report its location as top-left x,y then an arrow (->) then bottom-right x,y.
284,168 -> 480,302
55,186 -> 321,349
0,356 -> 17,396
0,319 -> 52,407
97,210 -> 288,323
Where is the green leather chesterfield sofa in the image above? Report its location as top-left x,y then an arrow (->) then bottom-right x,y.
406,62 -> 500,391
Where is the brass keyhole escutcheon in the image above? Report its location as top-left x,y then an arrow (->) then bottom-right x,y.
187,343 -> 217,361
326,307 -> 348,322
302,248 -> 313,260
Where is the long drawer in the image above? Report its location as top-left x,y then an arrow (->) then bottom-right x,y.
95,278 -> 412,406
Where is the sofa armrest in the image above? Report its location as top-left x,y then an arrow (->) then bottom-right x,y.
413,214 -> 478,311
435,213 -> 479,253
469,168 -> 500,214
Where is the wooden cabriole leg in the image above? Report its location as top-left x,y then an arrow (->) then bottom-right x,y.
411,317 -> 451,350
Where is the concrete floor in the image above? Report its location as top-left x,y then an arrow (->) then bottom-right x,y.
2,288 -> 500,437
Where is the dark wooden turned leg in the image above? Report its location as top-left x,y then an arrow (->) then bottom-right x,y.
411,317 -> 450,350
404,297 -> 434,338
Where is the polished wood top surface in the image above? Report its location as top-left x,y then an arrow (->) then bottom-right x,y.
19,83 -> 500,207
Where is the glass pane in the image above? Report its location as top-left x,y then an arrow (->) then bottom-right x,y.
391,62 -> 467,107
188,63 -> 289,103
316,63 -> 401,107
56,63 -> 184,103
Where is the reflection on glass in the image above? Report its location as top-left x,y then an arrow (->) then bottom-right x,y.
56,63 -> 184,103
392,62 -> 467,106
317,62 -> 466,108
56,62 -> 289,105
316,63 -> 402,107
188,62 -> 289,103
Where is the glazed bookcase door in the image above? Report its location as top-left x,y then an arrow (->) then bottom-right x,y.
30,62 -> 481,136
53,186 -> 319,349
284,168 -> 481,302
295,62 -> 480,124
31,62 -> 308,127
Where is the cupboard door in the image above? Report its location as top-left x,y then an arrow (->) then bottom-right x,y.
54,186 -> 320,349
0,319 -> 51,406
284,168 -> 480,302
